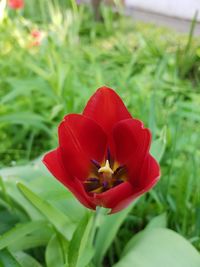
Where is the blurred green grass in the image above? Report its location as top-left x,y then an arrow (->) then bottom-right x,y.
0,0 -> 200,265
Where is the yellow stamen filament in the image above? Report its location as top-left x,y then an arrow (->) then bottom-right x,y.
98,160 -> 114,176
91,186 -> 103,193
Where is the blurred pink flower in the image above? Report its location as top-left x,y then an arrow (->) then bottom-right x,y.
8,0 -> 24,9
30,30 -> 43,47
31,30 -> 41,39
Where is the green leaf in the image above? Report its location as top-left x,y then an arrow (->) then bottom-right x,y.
145,213 -> 167,230
45,234 -> 66,267
17,183 -> 75,240
0,249 -> 21,267
0,112 -> 51,134
151,126 -> 167,162
1,159 -> 85,223
68,213 -> 94,267
94,202 -> 137,267
3,181 -> 43,221
0,221 -> 48,250
114,228 -> 200,267
9,227 -> 52,252
0,176 -> 12,210
50,104 -> 64,120
13,251 -> 42,267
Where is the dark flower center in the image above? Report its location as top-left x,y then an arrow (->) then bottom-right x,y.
84,149 -> 126,194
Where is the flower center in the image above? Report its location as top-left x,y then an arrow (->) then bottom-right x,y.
98,160 -> 114,177
84,149 -> 126,194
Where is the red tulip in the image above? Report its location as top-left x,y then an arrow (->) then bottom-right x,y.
43,87 -> 160,213
8,0 -> 24,9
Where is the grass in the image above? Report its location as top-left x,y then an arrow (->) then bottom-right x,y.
0,1 -> 200,266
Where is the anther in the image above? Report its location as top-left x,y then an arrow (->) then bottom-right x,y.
102,181 -> 108,189
87,177 -> 99,182
107,148 -> 111,163
91,159 -> 101,169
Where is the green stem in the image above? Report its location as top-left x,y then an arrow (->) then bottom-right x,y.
90,207 -> 111,249
91,206 -> 101,247
70,0 -> 78,15
0,176 -> 13,210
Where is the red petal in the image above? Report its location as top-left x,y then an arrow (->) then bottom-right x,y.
83,86 -> 132,138
58,114 -> 107,181
43,148 -> 96,209
113,118 -> 151,182
133,154 -> 160,191
93,182 -> 136,213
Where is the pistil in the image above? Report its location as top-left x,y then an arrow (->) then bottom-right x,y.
98,160 -> 114,177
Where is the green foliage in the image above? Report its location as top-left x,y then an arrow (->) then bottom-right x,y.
114,215 -> 200,267
0,221 -> 50,250
13,251 -> 43,267
0,249 -> 21,267
17,183 -> 75,240
150,126 -> 166,162
45,234 -> 66,267
68,214 -> 94,267
94,203 -> 136,267
0,1 -> 200,266
114,228 -> 200,267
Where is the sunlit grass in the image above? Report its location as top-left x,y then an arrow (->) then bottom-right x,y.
0,1 -> 200,265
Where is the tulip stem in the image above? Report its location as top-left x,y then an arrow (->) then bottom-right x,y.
91,206 -> 101,246
91,207 -> 110,248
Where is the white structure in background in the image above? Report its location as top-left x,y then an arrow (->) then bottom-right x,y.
0,0 -> 6,22
125,0 -> 200,21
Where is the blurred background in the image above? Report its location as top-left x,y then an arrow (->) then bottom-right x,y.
126,0 -> 200,33
127,0 -> 200,20
0,0 -> 200,266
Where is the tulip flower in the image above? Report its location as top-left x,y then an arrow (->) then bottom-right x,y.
43,87 -> 160,213
8,0 -> 24,9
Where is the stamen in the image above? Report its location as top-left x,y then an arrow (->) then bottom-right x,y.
114,166 -> 124,174
91,186 -> 103,193
98,160 -> 114,175
107,148 -> 111,163
114,165 -> 126,178
102,181 -> 108,189
91,159 -> 101,169
107,147 -> 114,168
87,177 -> 99,182
84,178 -> 100,192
